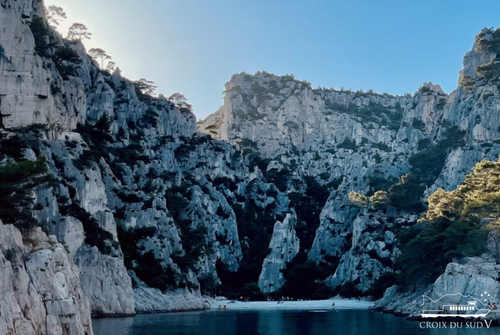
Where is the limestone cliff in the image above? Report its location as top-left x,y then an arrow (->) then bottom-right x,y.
3,0 -> 500,331
198,27 -> 500,295
374,256 -> 500,321
0,0 -> 85,132
0,221 -> 93,335
1,0 -> 247,321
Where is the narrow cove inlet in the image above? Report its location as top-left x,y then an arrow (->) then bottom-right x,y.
3,1 -> 500,334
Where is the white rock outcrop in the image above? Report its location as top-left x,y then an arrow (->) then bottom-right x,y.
134,287 -> 211,313
0,221 -> 93,335
375,257 -> 500,320
75,246 -> 135,315
0,0 -> 85,131
258,213 -> 300,292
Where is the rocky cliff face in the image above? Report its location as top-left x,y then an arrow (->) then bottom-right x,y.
1,0 -> 253,322
0,220 -> 93,335
0,0 -> 85,132
3,0 -> 500,331
374,256 -> 500,321
198,27 -> 500,295
257,213 -> 300,293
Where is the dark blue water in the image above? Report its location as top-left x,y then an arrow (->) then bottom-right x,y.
92,310 -> 497,335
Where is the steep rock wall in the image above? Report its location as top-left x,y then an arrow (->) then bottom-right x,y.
198,27 -> 500,293
0,221 -> 93,335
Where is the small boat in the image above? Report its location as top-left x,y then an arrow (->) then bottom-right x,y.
421,301 -> 490,318
218,306 -> 229,310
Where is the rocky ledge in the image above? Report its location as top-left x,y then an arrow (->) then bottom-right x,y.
374,256 -> 500,323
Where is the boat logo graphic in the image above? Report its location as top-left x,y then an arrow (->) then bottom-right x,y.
420,292 -> 494,318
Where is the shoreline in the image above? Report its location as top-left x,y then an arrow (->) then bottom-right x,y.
210,298 -> 373,311
91,307 -> 210,318
91,298 -> 373,318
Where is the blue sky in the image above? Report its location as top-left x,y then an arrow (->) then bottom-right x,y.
46,0 -> 500,119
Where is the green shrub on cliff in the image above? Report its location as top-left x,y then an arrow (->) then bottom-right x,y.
280,252 -> 334,299
338,137 -> 357,151
348,191 -> 367,207
477,27 -> 500,54
476,61 -> 500,81
370,190 -> 390,210
53,46 -> 82,79
409,124 -> 465,185
0,158 -> 52,231
0,44 -> 7,62
387,174 -> 425,213
396,157 -> 500,289
29,17 -> 51,56
365,272 -> 397,299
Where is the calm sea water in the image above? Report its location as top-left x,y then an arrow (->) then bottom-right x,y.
92,309 -> 497,335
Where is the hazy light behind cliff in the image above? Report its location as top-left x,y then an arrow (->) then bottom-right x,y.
46,0 -> 500,119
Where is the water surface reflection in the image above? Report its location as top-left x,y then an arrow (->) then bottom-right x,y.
92,309 -> 497,335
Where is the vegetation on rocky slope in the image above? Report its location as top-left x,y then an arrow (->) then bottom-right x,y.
395,158 -> 500,289
0,126 -> 53,231
6,3 -> 500,308
0,157 -> 51,231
